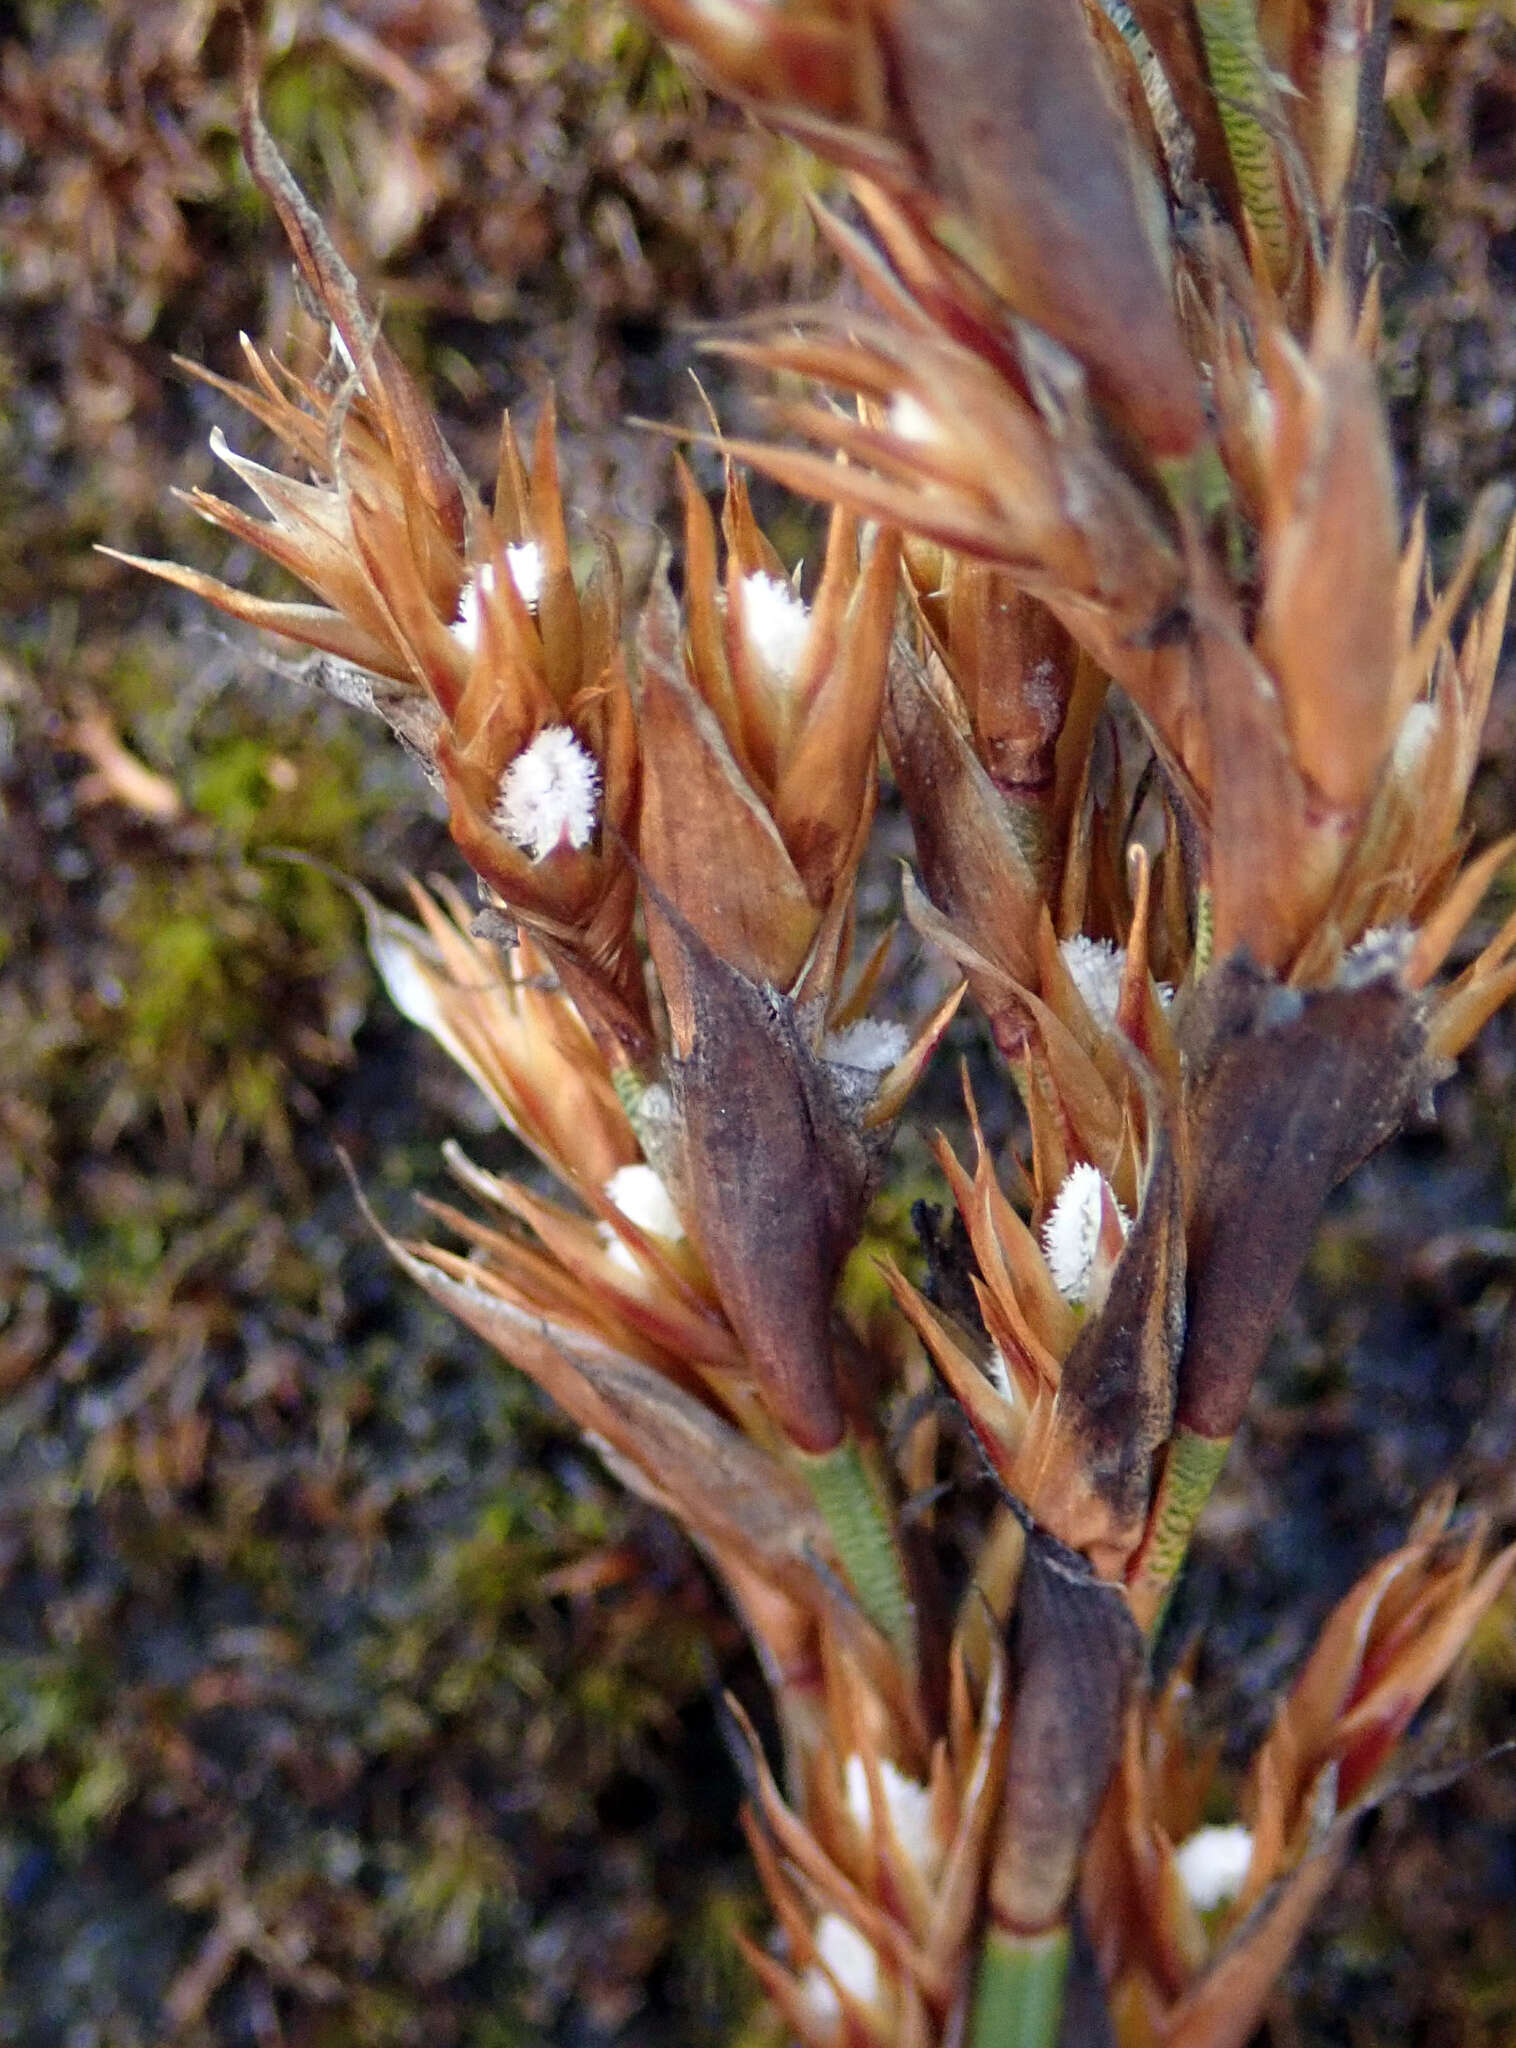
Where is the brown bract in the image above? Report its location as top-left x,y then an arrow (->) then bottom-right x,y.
109,74 -> 649,1062
988,1529 -> 1141,1936
734,1627 -> 1012,2045
1174,954 -> 1431,1442
1085,1497 -> 1516,2048
637,3 -> 1516,1007
636,462 -> 897,1013
634,0 -> 1208,459
651,896 -> 881,1456
359,877 -> 640,1189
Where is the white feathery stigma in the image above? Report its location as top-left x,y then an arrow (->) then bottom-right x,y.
1041,1162 -> 1129,1307
801,1913 -> 880,2026
822,1018 -> 910,1073
600,1164 -> 684,1276
1341,924 -> 1413,987
451,545 -> 546,651
605,1165 -> 684,1241
1060,933 -> 1171,1029
986,1344 -> 1015,1403
740,571 -> 811,684
1392,698 -> 1438,779
889,391 -> 942,445
452,562 -> 494,650
1060,935 -> 1126,1030
843,1755 -> 940,1880
505,540 -> 544,609
492,725 -> 600,862
1173,1824 -> 1254,1914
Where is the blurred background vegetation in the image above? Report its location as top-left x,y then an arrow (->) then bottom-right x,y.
1,2 -> 1514,2042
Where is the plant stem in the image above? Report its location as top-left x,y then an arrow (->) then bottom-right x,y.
1127,1427 -> 1233,1635
969,1926 -> 1070,2048
1194,0 -> 1292,283
800,1433 -> 916,1661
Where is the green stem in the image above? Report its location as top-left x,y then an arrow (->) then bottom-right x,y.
1194,0 -> 1291,282
800,1435 -> 915,1662
1128,1428 -> 1233,1636
969,1926 -> 1070,2048
1193,884 -> 1215,980
610,1065 -> 644,1116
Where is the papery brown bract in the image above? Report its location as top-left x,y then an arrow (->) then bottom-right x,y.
635,558 -> 822,998
889,0 -> 1207,461
1176,954 -> 1429,1443
358,879 -> 639,1189
903,551 -> 1080,829
1086,1499 -> 1516,2048
110,77 -> 651,1063
659,897 -> 878,1456
883,645 -> 1046,1034
635,464 -> 899,1014
1254,292 -> 1400,816
988,1528 -> 1141,1938
1035,1136 -> 1185,1576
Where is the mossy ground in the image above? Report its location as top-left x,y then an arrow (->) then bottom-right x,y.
1,3 -> 1513,2043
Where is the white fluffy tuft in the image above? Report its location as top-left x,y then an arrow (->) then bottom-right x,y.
1340,923 -> 1413,988
822,1018 -> 910,1073
1041,1162 -> 1128,1306
1060,935 -> 1127,1030
451,562 -> 494,650
1061,933 -> 1172,1026
452,545 -> 546,650
600,1164 -> 684,1277
739,571 -> 811,682
604,1165 -> 684,1241
1174,1824 -> 1254,1914
492,725 -> 600,862
889,392 -> 941,445
505,541 -> 544,609
843,1755 -> 940,1879
1393,699 -> 1438,779
986,1344 -> 1015,1402
801,1914 -> 879,2025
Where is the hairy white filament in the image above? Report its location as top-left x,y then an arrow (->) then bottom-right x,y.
739,571 -> 811,684
1060,933 -> 1172,1030
1041,1162 -> 1129,1306
452,544 -> 546,650
1174,1824 -> 1254,1913
822,1018 -> 910,1072
492,725 -> 600,862
1060,935 -> 1127,1031
801,1913 -> 879,2024
889,391 -> 942,445
605,1165 -> 684,1241
844,1754 -> 940,1879
600,1164 -> 685,1277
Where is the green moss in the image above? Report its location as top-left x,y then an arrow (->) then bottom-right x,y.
126,908 -> 238,1054
255,49 -> 370,205
0,1656 -> 133,1857
52,1749 -> 135,1856
0,1658 -> 100,1767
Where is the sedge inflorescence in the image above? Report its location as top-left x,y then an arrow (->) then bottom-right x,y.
118,16 -> 1516,2048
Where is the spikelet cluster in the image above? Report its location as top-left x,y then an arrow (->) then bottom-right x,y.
120,13 -> 1516,2046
